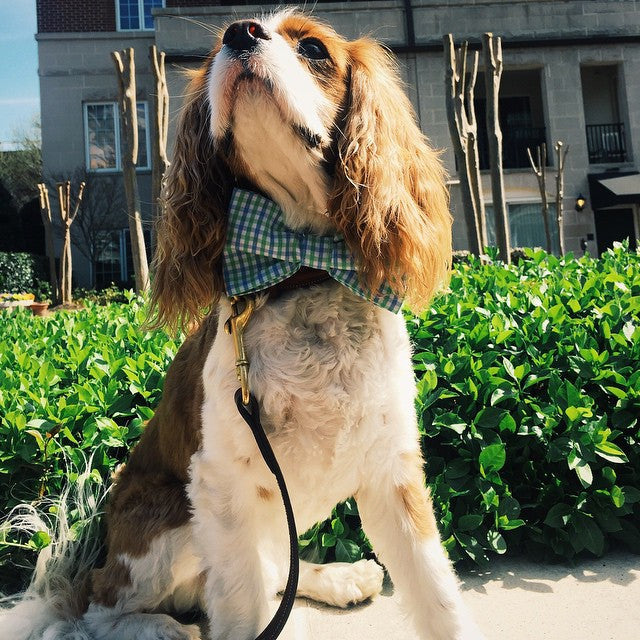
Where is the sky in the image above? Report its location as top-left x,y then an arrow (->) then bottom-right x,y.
0,0 -> 40,144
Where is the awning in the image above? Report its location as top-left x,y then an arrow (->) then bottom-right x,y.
588,172 -> 640,210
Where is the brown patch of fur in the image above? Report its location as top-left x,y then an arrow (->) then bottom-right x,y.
150,51 -> 231,333
398,451 -> 438,539
90,313 -> 219,601
256,486 -> 274,501
91,559 -> 132,607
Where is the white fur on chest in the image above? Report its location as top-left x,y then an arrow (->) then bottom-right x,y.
197,283 -> 418,531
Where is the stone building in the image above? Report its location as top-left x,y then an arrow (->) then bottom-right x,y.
36,0 -> 640,287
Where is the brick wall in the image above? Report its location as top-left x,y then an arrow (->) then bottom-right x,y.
37,0 -> 116,33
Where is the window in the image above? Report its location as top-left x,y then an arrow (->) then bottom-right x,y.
475,70 -> 547,170
94,228 -> 152,289
84,102 -> 150,172
94,231 -> 123,288
485,202 -> 559,254
117,0 -> 165,31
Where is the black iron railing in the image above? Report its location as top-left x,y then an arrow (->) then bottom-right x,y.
478,126 -> 547,170
586,122 -> 627,164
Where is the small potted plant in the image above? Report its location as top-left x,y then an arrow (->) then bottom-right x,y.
29,299 -> 51,316
29,281 -> 53,316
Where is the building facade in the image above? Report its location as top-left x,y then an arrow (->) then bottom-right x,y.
36,0 -> 640,287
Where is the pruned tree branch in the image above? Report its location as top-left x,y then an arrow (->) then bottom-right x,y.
37,182 -> 59,303
482,32 -> 511,263
527,143 -> 552,253
112,47 -> 149,294
555,141 -> 570,255
444,34 -> 487,256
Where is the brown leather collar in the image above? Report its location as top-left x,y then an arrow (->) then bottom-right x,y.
262,267 -> 332,300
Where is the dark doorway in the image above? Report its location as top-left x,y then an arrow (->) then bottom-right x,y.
594,208 -> 637,255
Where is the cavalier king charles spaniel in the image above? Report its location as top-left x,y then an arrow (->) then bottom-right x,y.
5,10 -> 484,640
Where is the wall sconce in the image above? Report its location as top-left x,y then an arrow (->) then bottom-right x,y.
575,194 -> 586,212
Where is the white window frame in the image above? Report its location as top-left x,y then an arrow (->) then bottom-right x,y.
83,101 -> 151,173
115,0 -> 165,32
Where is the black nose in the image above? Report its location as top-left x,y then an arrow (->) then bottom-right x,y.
222,20 -> 270,53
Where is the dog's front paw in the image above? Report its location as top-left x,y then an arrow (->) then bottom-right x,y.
299,559 -> 384,608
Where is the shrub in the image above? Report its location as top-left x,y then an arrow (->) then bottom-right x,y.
0,252 -> 45,293
74,284 -> 130,306
1,246 -> 639,587
409,244 -> 640,564
0,299 -> 178,591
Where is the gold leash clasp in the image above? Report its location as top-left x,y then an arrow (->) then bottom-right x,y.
224,296 -> 256,405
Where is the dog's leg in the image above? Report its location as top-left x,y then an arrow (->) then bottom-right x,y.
356,450 -> 484,640
296,559 -> 384,607
189,450 -> 269,640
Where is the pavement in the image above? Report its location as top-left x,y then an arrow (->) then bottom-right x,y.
285,552 -> 640,640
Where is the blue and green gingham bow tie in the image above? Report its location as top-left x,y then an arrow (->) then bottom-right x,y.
223,188 -> 402,313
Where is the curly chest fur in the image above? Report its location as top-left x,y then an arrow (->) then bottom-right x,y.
199,283 -> 415,515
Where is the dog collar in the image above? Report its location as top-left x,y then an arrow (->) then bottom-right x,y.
223,188 -> 403,313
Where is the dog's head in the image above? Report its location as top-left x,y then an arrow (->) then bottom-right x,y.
152,11 -> 451,330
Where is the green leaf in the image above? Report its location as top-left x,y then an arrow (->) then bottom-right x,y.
487,531 -> 507,554
545,504 -> 572,528
601,466 -> 616,486
479,443 -> 506,476
457,514 -> 483,531
335,538 -> 362,563
575,461 -> 593,488
498,413 -> 517,433
571,512 -> 604,556
331,518 -> 345,536
611,486 -> 625,508
320,533 -> 337,548
28,530 -> 51,550
595,441 -> 629,463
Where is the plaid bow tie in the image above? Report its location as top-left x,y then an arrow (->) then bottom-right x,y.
223,188 -> 402,313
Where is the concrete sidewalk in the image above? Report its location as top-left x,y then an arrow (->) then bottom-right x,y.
288,552 -> 640,639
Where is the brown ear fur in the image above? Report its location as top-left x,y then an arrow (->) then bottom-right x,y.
151,64 -> 230,332
329,39 -> 452,311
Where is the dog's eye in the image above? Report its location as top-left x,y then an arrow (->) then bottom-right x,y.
297,38 -> 329,60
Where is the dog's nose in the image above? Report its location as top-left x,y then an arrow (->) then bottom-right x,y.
222,20 -> 270,53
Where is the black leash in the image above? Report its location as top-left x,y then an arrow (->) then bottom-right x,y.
234,389 -> 299,640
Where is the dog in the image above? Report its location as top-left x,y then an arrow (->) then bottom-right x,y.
2,10 -> 484,640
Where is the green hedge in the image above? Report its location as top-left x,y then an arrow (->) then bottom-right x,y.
0,252 -> 45,294
1,246 -> 639,588
410,245 -> 640,564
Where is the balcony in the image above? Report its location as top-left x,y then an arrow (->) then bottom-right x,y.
585,123 -> 627,164
478,125 -> 547,170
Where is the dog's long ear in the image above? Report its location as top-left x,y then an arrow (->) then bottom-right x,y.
151,64 -> 230,331
330,39 -> 452,311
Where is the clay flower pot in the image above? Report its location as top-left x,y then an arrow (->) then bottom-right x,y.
30,302 -> 50,316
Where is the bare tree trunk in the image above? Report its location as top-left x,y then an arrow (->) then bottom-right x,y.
526,144 -> 552,253
444,35 -> 487,256
37,183 -> 59,303
555,141 -> 569,256
150,45 -> 169,223
112,48 -> 150,294
55,180 -> 85,305
482,33 -> 511,264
